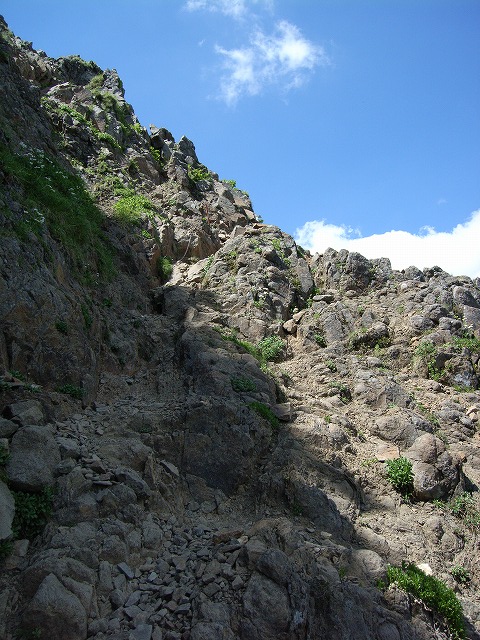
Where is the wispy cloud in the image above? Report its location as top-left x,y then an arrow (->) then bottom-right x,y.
215,21 -> 330,104
185,0 -> 273,20
295,210 -> 480,279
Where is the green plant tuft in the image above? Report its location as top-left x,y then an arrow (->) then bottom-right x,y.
231,376 -> 257,392
0,444 -> 9,466
414,341 -> 442,381
387,562 -> 465,639
12,487 -> 53,540
81,304 -> 92,330
188,165 -> 211,183
0,143 -> 115,283
442,492 -> 480,532
113,192 -> 156,225
314,333 -> 327,347
55,320 -> 69,335
249,401 -> 279,429
450,565 -> 471,584
385,457 -> 414,497
257,335 -> 284,362
221,330 -> 284,366
156,256 -> 173,282
55,384 -> 84,399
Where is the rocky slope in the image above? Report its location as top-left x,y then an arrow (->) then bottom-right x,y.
1,16 -> 480,640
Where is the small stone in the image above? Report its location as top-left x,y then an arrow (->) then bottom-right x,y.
160,460 -> 179,476
129,623 -> 153,640
213,530 -> 243,544
172,554 -> 189,571
125,605 -> 143,619
232,576 -> 243,590
109,618 -> 121,631
110,589 -> 124,609
125,590 -> 142,607
226,550 -> 241,566
118,562 -> 135,579
175,603 -> 191,615
159,586 -> 175,598
200,501 -> 216,514
203,583 -> 220,597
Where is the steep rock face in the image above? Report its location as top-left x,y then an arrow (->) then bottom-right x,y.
1,16 -> 480,640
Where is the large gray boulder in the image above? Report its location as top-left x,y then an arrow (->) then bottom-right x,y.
22,573 -> 87,640
6,425 -> 60,491
3,400 -> 45,426
407,433 -> 463,500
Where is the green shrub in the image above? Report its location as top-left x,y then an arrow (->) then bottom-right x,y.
0,444 -> 9,466
221,331 -> 284,366
81,304 -> 92,329
385,457 -> 413,497
55,320 -> 69,335
0,540 -> 13,562
113,193 -> 156,225
149,146 -> 163,165
231,376 -> 257,392
450,335 -> 480,354
329,381 -> 351,403
87,73 -> 104,90
257,335 -> 284,362
0,144 -> 115,282
445,492 -> 480,532
9,370 -> 26,382
12,487 -> 53,540
450,565 -> 471,584
188,165 -> 211,183
55,384 -> 84,399
156,256 -> 173,282
249,401 -> 279,429
387,562 -> 465,639
202,255 -> 214,276
414,341 -> 442,380
314,333 -> 326,347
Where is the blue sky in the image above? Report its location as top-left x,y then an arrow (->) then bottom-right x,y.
3,0 -> 480,277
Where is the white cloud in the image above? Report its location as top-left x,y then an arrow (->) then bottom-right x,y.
295,210 -> 480,279
185,0 -> 273,20
215,20 -> 329,104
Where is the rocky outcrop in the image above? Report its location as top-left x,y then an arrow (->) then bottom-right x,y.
1,15 -> 480,640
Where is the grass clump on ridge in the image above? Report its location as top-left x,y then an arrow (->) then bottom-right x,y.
0,142 -> 115,284
387,562 -> 465,639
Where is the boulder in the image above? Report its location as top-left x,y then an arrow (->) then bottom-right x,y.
241,573 -> 291,640
6,425 -> 60,491
406,433 -> 463,500
3,400 -> 45,426
22,573 -> 87,640
0,417 -> 19,438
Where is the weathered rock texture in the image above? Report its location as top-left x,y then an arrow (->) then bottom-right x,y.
1,16 -> 480,640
